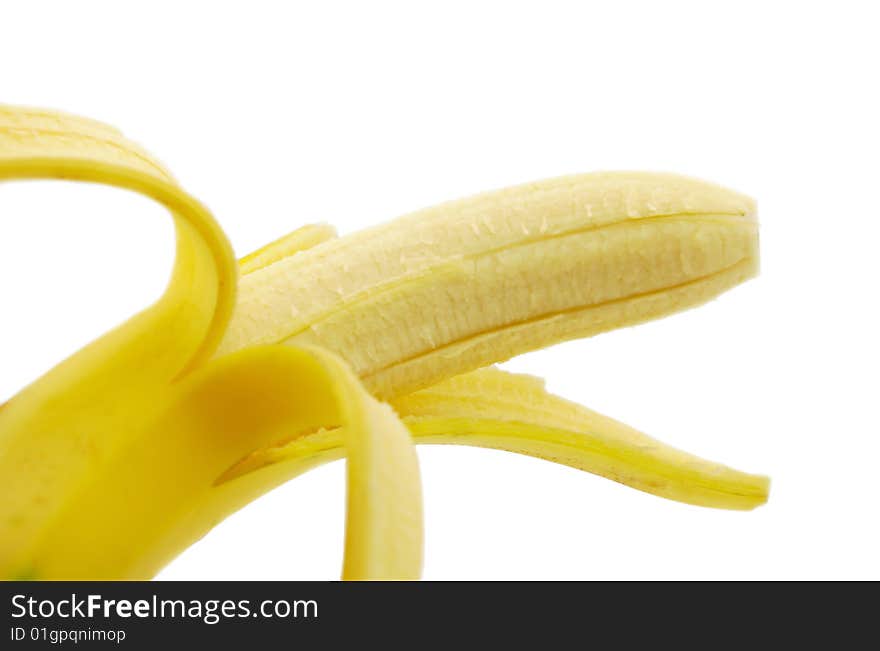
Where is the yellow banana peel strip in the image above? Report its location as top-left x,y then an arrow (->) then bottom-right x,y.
240,222 -> 338,275
0,106 -> 421,580
0,105 -> 767,580
219,368 -> 768,512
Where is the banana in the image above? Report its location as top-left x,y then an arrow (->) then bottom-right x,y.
219,172 -> 758,399
0,104 -> 766,580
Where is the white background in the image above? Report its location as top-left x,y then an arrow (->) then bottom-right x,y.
2,1 -> 877,580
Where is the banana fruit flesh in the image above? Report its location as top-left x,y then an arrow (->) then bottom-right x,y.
0,105 -> 767,580
220,172 -> 758,399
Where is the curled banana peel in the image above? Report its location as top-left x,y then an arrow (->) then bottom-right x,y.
0,107 -> 421,580
0,105 -> 768,580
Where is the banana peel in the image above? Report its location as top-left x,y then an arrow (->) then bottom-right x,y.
219,368 -> 768,512
0,105 -> 768,580
0,107 -> 420,580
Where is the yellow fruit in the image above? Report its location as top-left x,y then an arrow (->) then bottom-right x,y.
220,171 -> 758,399
0,105 -> 766,580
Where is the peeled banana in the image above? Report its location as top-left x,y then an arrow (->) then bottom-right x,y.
0,105 -> 767,580
220,171 -> 758,399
